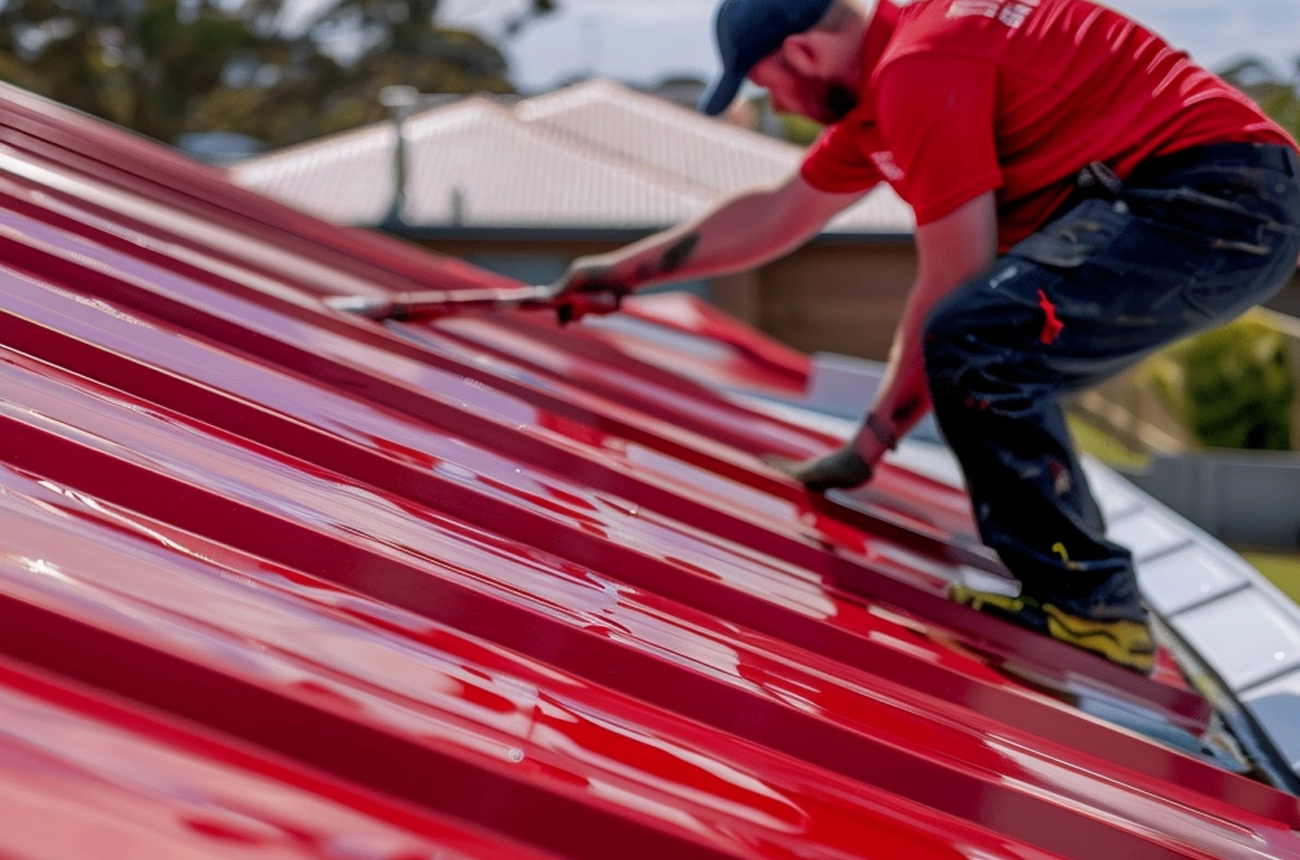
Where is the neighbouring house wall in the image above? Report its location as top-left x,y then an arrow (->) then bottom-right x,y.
758,244 -> 917,361
404,231 -> 1295,364
414,237 -> 614,286
411,234 -> 918,363
707,270 -> 764,328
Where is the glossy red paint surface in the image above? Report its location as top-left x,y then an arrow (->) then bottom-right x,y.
0,656 -> 563,860
0,83 -> 1296,859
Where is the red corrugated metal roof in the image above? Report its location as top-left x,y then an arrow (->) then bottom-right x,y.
0,82 -> 1298,859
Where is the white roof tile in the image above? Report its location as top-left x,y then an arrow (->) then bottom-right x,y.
231,79 -> 914,235
233,122 -> 397,225
402,99 -> 711,227
517,79 -> 803,193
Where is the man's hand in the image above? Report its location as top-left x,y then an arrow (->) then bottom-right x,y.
545,256 -> 634,323
764,445 -> 874,492
547,256 -> 631,301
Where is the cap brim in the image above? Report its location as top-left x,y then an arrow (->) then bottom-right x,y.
699,70 -> 745,116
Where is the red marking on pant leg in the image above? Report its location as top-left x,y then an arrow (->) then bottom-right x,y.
1037,290 -> 1064,344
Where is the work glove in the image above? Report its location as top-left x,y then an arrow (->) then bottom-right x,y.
549,256 -> 633,300
547,256 -> 633,323
764,445 -> 874,492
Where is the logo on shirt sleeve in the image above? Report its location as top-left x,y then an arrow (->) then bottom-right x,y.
947,0 -> 1040,28
870,150 -> 905,182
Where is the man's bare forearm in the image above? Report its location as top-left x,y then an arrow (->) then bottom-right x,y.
852,191 -> 998,463
612,229 -> 708,288
576,190 -> 809,288
557,175 -> 869,294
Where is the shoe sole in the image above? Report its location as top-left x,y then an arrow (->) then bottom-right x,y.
950,585 -> 1155,674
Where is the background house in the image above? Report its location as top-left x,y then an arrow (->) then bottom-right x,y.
230,77 -> 1300,360
230,79 -> 918,360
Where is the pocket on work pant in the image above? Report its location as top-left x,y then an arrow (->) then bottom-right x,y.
1007,197 -> 1131,269
1004,197 -> 1186,323
1179,222 -> 1300,320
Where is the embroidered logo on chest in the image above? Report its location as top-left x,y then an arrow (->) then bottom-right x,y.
870,151 -> 905,182
947,0 -> 1041,28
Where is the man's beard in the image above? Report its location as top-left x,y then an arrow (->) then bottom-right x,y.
796,80 -> 858,124
771,72 -> 860,124
824,84 -> 859,122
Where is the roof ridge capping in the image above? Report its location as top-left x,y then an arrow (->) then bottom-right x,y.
410,94 -> 719,204
235,90 -> 716,200
230,78 -> 913,234
233,93 -> 526,168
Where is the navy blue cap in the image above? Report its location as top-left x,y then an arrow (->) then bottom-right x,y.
699,0 -> 835,116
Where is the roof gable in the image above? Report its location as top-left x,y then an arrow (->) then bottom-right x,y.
232,79 -> 914,233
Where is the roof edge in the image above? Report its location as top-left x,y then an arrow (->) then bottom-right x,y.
382,224 -> 915,245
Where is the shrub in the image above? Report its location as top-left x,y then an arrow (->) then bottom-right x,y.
1150,318 -> 1294,450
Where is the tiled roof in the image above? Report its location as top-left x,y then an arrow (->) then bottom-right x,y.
516,79 -> 808,193
229,115 -> 398,224
231,79 -> 914,234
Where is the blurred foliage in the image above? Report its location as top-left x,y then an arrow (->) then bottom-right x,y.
742,93 -> 824,146
1149,318 -> 1294,451
1127,58 -> 1300,453
0,0 -> 557,148
1219,55 -> 1300,142
1066,413 -> 1151,469
778,111 -> 822,146
1240,551 -> 1300,605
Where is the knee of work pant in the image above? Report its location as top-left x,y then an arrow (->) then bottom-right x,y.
921,297 -> 976,398
922,300 -> 1048,417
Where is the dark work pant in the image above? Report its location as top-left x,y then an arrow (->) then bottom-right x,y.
922,143 -> 1300,621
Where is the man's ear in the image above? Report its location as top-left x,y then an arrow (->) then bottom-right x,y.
781,32 -> 822,76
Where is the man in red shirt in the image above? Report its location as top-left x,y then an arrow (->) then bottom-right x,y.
549,0 -> 1300,673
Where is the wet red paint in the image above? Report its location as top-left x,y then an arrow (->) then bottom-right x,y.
0,82 -> 1294,860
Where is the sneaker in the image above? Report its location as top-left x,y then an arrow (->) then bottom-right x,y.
949,584 -> 1156,674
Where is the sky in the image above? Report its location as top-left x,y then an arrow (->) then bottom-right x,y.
436,0 -> 1300,93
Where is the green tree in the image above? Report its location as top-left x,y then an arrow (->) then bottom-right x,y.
1219,56 -> 1300,142
0,0 -> 258,141
1150,318 -> 1294,451
0,0 -> 557,148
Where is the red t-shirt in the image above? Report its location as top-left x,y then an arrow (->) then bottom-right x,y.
801,0 -> 1298,251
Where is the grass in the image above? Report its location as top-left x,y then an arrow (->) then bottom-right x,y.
1238,551 -> 1300,605
1066,414 -> 1152,470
